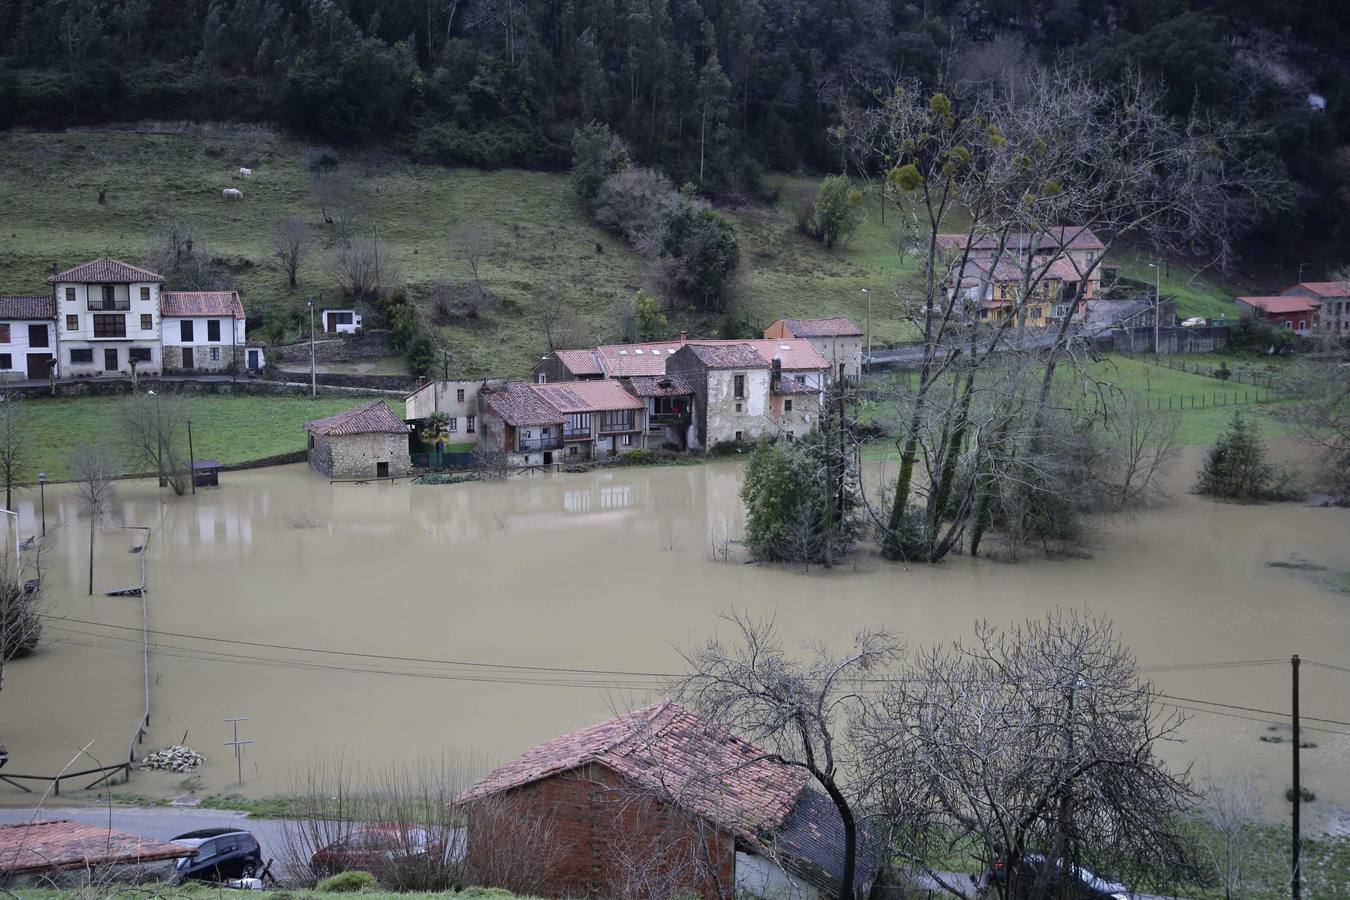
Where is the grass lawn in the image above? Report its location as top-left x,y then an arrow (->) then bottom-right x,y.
1108,250 -> 1254,321
25,394 -> 397,480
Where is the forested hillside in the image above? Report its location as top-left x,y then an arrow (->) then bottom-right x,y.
1,0 -> 1347,260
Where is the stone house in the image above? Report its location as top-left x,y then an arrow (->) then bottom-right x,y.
160,291 -> 247,373
620,374 -> 697,450
666,343 -> 771,448
532,380 -> 647,460
51,258 -> 166,377
0,295 -> 56,381
477,380 -> 566,466
456,702 -> 885,900
304,400 -> 411,479
763,316 -> 863,379
404,379 -> 497,446
1283,281 -> 1349,339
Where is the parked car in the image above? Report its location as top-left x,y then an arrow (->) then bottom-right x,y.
171,828 -> 263,883
311,825 -> 452,877
1181,317 -> 1208,327
985,852 -> 1131,899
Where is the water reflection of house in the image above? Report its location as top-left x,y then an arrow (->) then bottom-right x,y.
458,702 -> 884,900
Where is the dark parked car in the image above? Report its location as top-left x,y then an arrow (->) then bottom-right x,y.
986,852 -> 1131,899
171,828 -> 263,883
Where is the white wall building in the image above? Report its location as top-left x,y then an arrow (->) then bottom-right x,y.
160,291 -> 248,372
0,296 -> 57,381
51,258 -> 165,376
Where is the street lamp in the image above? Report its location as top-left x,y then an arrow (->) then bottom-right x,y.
860,287 -> 872,368
148,389 -> 164,487
37,473 -> 47,537
1148,261 -> 1161,354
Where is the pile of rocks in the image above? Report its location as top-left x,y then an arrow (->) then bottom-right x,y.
140,745 -> 204,772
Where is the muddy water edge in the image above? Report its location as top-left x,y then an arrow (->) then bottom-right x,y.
2,443 -> 1347,829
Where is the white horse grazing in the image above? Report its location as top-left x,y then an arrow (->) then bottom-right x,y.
238,167 -> 252,177
223,188 -> 244,200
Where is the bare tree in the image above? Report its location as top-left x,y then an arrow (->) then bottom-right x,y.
121,392 -> 192,495
855,610 -> 1199,899
1274,360 -> 1350,500
311,169 -> 365,238
0,394 -> 30,512
148,216 -> 226,291
0,537 -> 50,693
676,612 -> 900,900
68,444 -> 117,596
273,216 -> 313,288
331,236 -> 400,301
840,67 -> 1289,563
1197,771 -> 1264,900
1104,390 -> 1181,508
452,222 -> 499,314
531,289 -> 585,351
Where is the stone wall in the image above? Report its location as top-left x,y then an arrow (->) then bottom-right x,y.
163,345 -> 243,373
271,370 -> 420,391
308,430 -> 411,479
270,330 -> 395,364
1098,325 -> 1230,354
11,377 -> 402,399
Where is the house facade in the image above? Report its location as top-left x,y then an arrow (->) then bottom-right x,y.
939,226 -> 1105,325
620,374 -> 696,450
477,380 -> 567,466
52,258 -> 166,376
1235,295 -> 1320,333
763,316 -> 863,379
321,309 -> 362,334
667,344 -> 772,448
457,702 -> 884,900
305,401 -> 412,479
404,379 -> 493,445
1284,282 -> 1349,338
0,295 -> 57,381
160,291 -> 247,372
532,380 -> 647,461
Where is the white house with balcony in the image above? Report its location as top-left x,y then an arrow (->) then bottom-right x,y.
52,258 -> 165,376
160,291 -> 248,372
0,295 -> 57,381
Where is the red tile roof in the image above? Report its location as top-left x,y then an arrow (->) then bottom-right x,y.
594,341 -> 687,377
775,316 -> 862,337
459,702 -> 809,840
553,349 -> 604,376
685,343 -> 767,369
48,258 -> 164,284
0,820 -> 193,874
305,400 -> 409,436
1291,281 -> 1350,299
161,291 -> 245,319
533,380 -> 644,413
737,340 -> 829,371
0,295 -> 56,319
936,226 -> 1105,254
623,374 -> 695,397
1236,295 -> 1320,315
480,380 -> 565,427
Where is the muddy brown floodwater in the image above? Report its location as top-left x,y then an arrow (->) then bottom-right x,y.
1,446 -> 1347,828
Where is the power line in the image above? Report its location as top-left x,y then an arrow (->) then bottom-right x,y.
1155,692 -> 1350,729
1305,659 -> 1350,675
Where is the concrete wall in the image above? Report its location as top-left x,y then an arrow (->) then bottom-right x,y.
0,318 -> 55,381
1103,325 -> 1230,354
307,430 -> 411,479
703,368 -> 770,445
465,764 -> 735,900
804,336 -> 862,380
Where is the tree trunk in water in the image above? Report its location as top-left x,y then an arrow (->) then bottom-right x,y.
87,512 -> 95,596
926,370 -> 975,550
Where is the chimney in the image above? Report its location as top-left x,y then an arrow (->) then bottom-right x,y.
771,358 -> 782,391
678,330 -> 688,342
50,262 -> 58,276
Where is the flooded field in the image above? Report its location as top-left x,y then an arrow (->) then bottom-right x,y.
2,447 -> 1348,827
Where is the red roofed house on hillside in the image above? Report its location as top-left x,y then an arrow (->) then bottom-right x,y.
763,316 -> 864,380
1283,281 -> 1350,338
0,295 -> 57,381
457,702 -> 885,900
1235,294 -> 1320,334
160,290 -> 259,373
305,400 -> 412,479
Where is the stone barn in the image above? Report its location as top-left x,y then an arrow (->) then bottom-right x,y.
456,702 -> 884,900
305,400 -> 411,479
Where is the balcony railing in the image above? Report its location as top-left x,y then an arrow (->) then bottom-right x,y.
597,418 -> 638,433
518,436 -> 563,452
650,412 -> 690,426
563,428 -> 592,440
88,298 -> 130,311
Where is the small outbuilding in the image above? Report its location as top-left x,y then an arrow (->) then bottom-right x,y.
305,400 -> 412,480
0,820 -> 194,885
192,459 -> 223,488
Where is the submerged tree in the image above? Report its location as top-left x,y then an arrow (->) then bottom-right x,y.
0,393 -> 30,513
1194,411 -> 1289,502
840,68 -> 1288,563
122,391 -> 192,494
68,443 -> 117,596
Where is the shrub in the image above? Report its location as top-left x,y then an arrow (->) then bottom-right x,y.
1224,315 -> 1295,355
316,870 -> 378,893
740,430 -> 858,564
594,167 -> 675,254
1195,412 -> 1297,502
811,175 -> 864,247
661,205 -> 739,311
570,122 -> 628,206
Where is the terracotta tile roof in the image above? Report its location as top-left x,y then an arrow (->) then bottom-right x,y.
0,295 -> 56,319
1291,281 -> 1350,299
773,379 -> 818,395
937,227 -> 1104,254
48,258 -> 164,284
460,702 -> 809,841
553,349 -> 604,376
533,380 -> 644,413
685,343 -> 766,369
161,291 -> 245,319
0,820 -> 193,874
736,340 -> 828,371
1236,295 -> 1320,315
623,374 -> 694,397
305,400 -> 409,436
480,380 -> 564,427
776,316 -> 862,337
594,341 -> 687,377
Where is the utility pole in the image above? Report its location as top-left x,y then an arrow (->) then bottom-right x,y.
1292,654 -> 1302,900
223,716 -> 253,787
861,287 -> 872,369
1149,261 -> 1161,354
37,473 -> 47,537
187,419 -> 196,495
148,390 -> 164,487
308,298 -> 317,398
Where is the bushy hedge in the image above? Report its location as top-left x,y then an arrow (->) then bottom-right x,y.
316,870 -> 379,893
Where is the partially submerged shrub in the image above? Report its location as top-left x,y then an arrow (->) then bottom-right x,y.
1195,412 -> 1299,502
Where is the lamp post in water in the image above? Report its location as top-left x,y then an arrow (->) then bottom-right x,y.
37,472 -> 47,537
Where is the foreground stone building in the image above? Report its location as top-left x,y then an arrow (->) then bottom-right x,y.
763,315 -> 864,380
457,702 -> 884,900
305,400 -> 411,479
